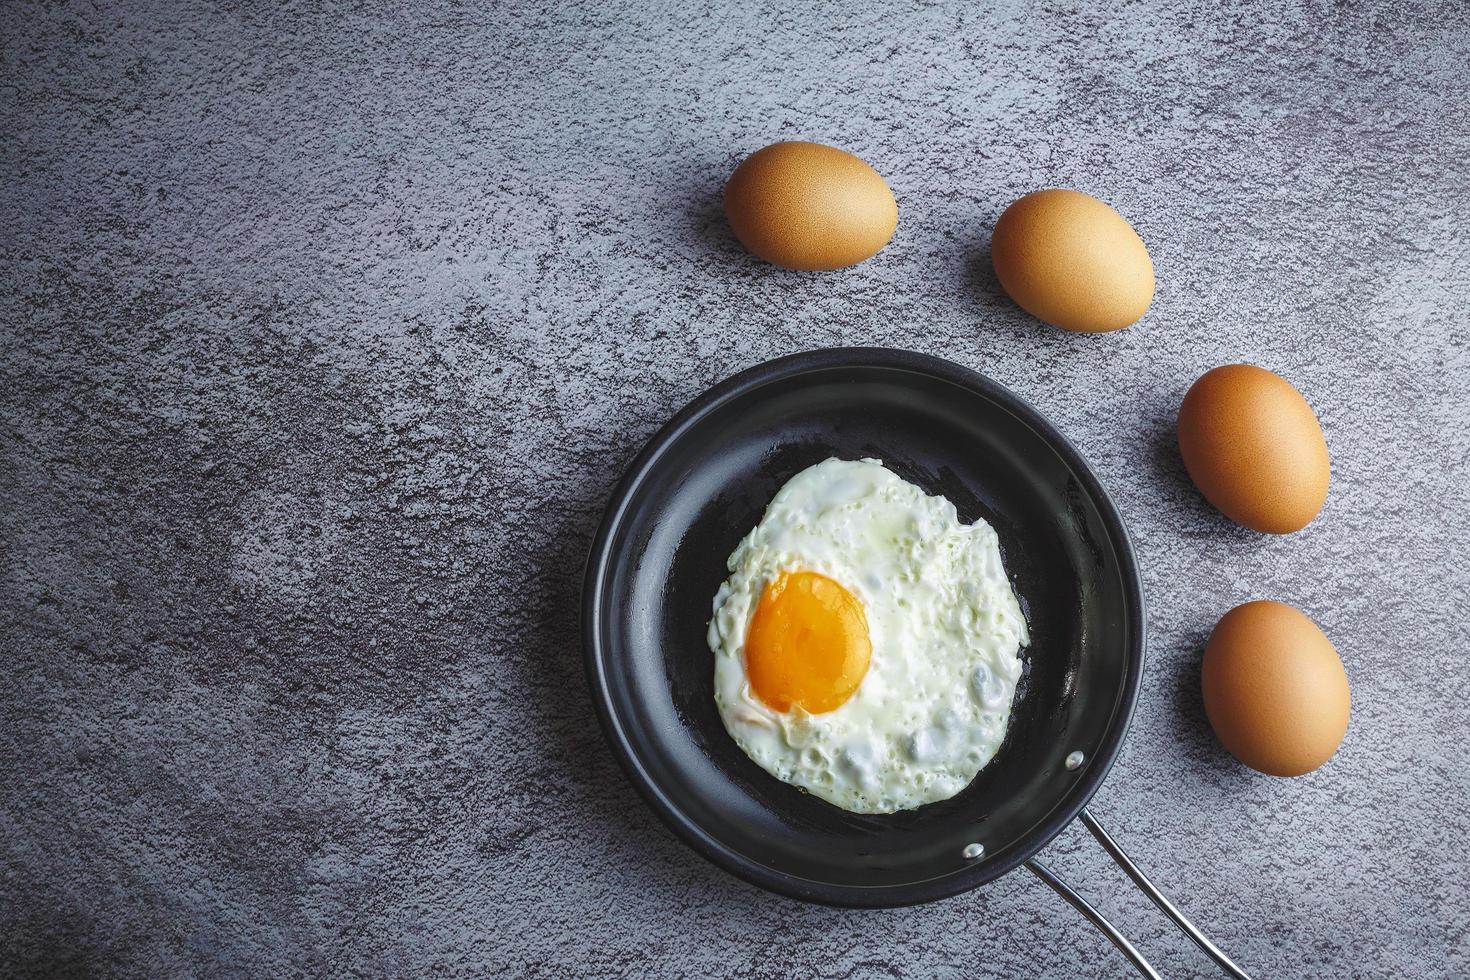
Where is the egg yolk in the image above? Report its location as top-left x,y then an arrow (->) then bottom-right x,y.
745,571 -> 871,714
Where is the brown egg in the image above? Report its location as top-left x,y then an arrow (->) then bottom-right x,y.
989,189 -> 1154,332
723,141 -> 898,270
1177,364 -> 1330,533
1202,600 -> 1350,776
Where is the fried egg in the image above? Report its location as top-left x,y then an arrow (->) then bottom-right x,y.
708,458 -> 1030,814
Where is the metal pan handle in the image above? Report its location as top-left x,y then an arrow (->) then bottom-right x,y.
1024,808 -> 1254,979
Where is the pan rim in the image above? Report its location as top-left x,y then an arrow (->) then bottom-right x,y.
581,346 -> 1146,908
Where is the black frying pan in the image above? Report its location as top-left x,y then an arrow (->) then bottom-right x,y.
583,348 -> 1250,978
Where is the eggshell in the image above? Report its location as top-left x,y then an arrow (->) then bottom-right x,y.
989,189 -> 1154,332
1177,364 -> 1330,533
723,141 -> 897,270
1201,600 -> 1350,777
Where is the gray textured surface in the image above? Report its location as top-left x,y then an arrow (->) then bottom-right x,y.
3,1 -> 1469,977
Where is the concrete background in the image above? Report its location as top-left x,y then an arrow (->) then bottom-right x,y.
3,1 -> 1468,977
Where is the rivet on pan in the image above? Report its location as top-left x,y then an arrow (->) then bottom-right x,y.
962,843 -> 985,860
1065,751 -> 1085,771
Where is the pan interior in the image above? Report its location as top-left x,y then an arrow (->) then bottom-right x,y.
588,353 -> 1141,905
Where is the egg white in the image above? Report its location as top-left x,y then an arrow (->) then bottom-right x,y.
708,457 -> 1030,814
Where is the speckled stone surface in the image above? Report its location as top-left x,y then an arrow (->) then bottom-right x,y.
3,1 -> 1468,977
